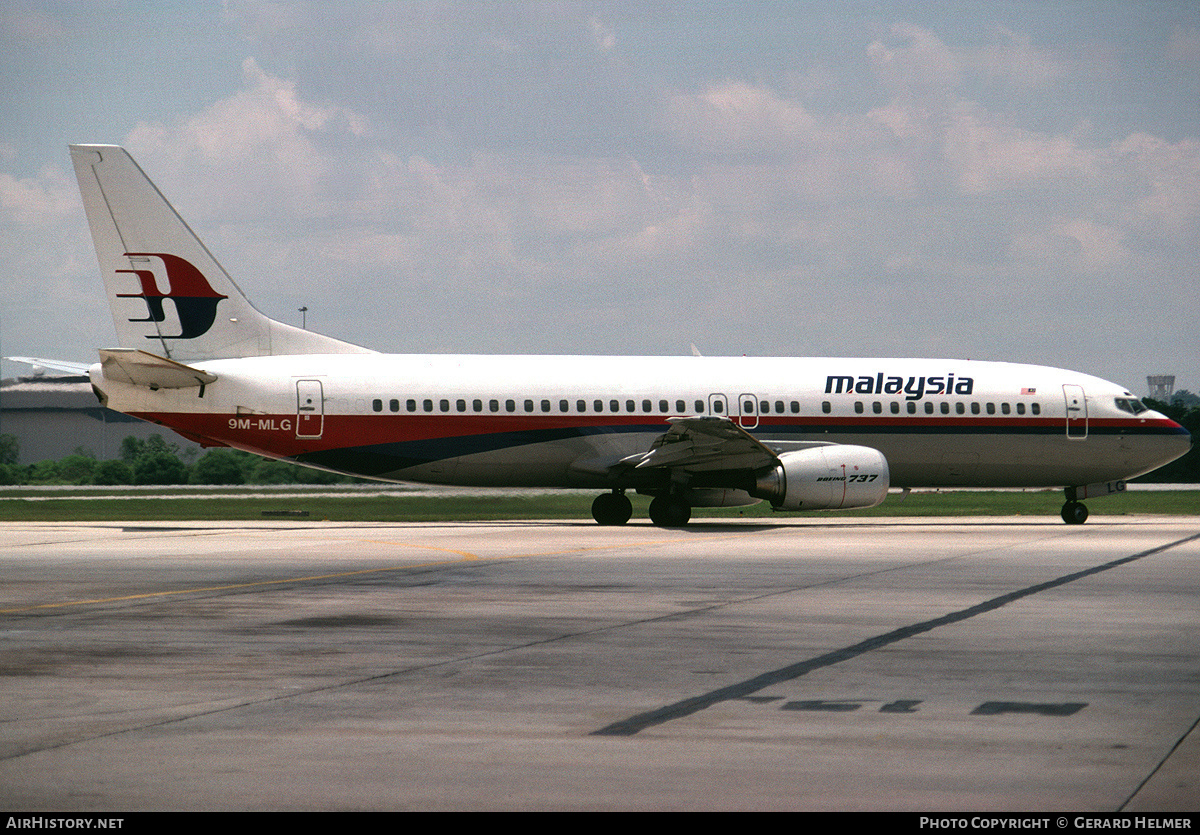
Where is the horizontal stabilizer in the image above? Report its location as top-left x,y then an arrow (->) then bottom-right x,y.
98,349 -> 216,389
5,356 -> 92,376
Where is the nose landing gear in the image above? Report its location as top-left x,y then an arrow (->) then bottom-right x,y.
1061,487 -> 1088,524
1061,500 -> 1089,524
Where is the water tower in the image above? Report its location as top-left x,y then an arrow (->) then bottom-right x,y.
1146,375 -> 1175,401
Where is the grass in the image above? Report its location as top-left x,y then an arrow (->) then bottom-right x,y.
0,487 -> 1195,522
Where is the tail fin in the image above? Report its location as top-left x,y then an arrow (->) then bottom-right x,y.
69,145 -> 372,361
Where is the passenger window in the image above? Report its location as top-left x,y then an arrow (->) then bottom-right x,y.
695,400 -> 704,413
924,402 -> 933,414
660,399 -> 669,413
524,399 -> 534,412
1032,403 -> 1040,415
970,403 -> 979,415
712,400 -> 723,413
577,400 -> 586,412
489,399 -> 499,412
642,399 -> 651,412
541,400 -> 551,413
986,403 -> 995,415
676,400 -> 686,413
372,399 -> 382,412
506,400 -> 516,412
941,402 -> 950,415
424,399 -> 433,412
890,402 -> 900,414
559,400 -> 568,412
775,400 -> 784,413
611,400 -> 620,412
822,401 -> 831,414
1016,403 -> 1025,415
1001,403 -> 1010,415
407,399 -> 417,412
389,399 -> 399,412
760,400 -> 770,413
595,400 -> 603,412
873,402 -> 883,414
627,400 -> 636,412
956,403 -> 965,415
440,399 -> 450,412
473,399 -> 483,412
907,402 -> 917,414
791,401 -> 800,413
855,402 -> 864,414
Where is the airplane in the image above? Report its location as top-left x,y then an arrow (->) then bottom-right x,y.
55,144 -> 1190,526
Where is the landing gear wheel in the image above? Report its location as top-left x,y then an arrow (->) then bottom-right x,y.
648,494 -> 691,527
592,492 -> 632,526
1061,501 -> 1088,525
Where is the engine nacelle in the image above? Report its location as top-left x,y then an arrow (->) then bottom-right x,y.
749,445 -> 890,510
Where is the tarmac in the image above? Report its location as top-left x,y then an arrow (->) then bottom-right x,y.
0,516 -> 1197,811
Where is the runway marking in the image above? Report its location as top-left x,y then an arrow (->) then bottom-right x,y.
0,542 -> 485,614
0,528 -> 759,615
592,530 -> 1200,736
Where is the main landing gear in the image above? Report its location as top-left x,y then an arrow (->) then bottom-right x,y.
1061,488 -> 1089,525
591,491 -> 633,526
648,493 -> 691,527
590,490 -> 693,527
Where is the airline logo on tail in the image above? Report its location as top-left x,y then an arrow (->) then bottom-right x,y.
116,252 -> 228,339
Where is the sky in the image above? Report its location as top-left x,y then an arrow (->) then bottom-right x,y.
1,1 -> 1197,395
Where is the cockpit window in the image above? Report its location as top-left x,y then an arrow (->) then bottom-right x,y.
1115,398 -> 1149,415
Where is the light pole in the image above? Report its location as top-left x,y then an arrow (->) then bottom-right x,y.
299,306 -> 308,329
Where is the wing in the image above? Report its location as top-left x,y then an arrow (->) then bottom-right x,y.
617,416 -> 779,473
567,416 -> 838,482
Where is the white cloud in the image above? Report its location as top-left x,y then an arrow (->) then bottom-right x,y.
666,82 -> 821,156
124,58 -> 368,219
588,17 -> 615,52
0,167 -> 76,226
1113,132 -> 1200,234
867,22 -> 961,95
972,26 -> 1067,89
1166,24 -> 1200,63
942,101 -> 1098,194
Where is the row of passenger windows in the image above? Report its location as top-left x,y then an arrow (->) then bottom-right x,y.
370,396 -> 1041,416
371,397 -> 757,414
836,400 -> 1040,416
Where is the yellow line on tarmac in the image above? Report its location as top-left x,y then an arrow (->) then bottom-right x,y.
0,541 -> 483,614
0,527 -> 767,615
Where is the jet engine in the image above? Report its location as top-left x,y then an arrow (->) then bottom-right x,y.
749,445 -> 890,510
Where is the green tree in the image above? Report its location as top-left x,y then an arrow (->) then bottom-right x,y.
56,454 -> 97,485
0,463 -> 23,485
246,458 -> 301,484
28,459 -> 61,484
0,434 -> 18,466
189,449 -> 246,485
120,436 -> 144,463
93,459 -> 133,485
131,434 -> 188,485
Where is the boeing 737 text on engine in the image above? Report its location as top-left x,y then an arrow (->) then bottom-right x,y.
49,146 -> 1191,526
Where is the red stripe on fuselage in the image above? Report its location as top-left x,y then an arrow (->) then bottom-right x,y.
127,411 -> 1183,461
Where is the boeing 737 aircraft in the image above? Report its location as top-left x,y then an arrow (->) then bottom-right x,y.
55,145 -> 1190,526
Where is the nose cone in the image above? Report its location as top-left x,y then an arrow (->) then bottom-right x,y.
1140,414 -> 1192,477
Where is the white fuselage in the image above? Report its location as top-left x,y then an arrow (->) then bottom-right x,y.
91,353 -> 1191,491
